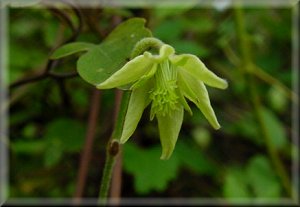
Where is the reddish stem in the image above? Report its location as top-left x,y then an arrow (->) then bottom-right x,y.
73,89 -> 101,203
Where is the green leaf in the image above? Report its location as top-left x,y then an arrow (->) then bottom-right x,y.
268,86 -> 288,112
44,119 -> 86,152
9,43 -> 45,83
50,42 -> 96,59
175,140 -> 217,175
153,19 -> 184,41
11,140 -> 45,154
44,140 -> 63,167
224,112 -> 262,145
223,167 -> 251,199
260,107 -> 288,150
77,18 -> 152,86
43,21 -> 60,47
42,119 -> 85,167
246,155 -> 281,197
172,40 -> 210,58
123,143 -> 179,194
22,123 -> 38,139
224,107 -> 288,150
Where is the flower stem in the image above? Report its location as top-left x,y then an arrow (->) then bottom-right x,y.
98,37 -> 165,204
234,6 -> 292,197
98,90 -> 131,205
130,37 -> 164,58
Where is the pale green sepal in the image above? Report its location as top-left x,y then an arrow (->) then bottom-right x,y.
157,106 -> 184,160
176,88 -> 193,116
120,82 -> 151,144
159,44 -> 175,58
178,69 -> 220,129
96,55 -> 153,89
130,64 -> 157,89
144,44 -> 175,63
170,54 -> 228,89
149,103 -> 156,121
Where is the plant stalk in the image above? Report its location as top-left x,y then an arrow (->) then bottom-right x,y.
98,37 -> 164,204
98,90 -> 131,205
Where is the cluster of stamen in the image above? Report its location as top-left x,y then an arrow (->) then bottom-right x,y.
149,60 -> 179,119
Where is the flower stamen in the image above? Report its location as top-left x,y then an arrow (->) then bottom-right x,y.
150,60 -> 179,119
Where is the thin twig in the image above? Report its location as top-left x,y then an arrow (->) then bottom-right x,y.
73,89 -> 101,204
222,43 -> 298,102
251,65 -> 298,103
9,72 -> 48,89
82,9 -> 106,39
9,2 -> 82,90
64,0 -> 83,43
48,7 -> 76,35
42,0 -> 83,44
56,79 -> 72,113
48,71 -> 78,78
234,6 -> 292,197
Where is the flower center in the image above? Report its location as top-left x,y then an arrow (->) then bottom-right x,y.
149,60 -> 179,119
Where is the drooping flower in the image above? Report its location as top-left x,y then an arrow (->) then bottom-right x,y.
97,43 -> 228,160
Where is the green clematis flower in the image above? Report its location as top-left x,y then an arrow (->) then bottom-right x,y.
97,43 -> 228,160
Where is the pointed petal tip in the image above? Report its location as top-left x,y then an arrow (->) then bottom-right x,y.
210,78 -> 228,90
120,135 -> 130,144
220,79 -> 229,89
160,143 -> 176,159
96,83 -> 113,90
160,153 -> 172,160
213,124 -> 221,130
96,80 -> 115,89
96,83 -> 105,89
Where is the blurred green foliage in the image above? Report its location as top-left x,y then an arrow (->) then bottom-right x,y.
8,4 -> 294,203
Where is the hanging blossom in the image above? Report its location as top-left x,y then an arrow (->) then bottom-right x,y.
97,38 -> 228,160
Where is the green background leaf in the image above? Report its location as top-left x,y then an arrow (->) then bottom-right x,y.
246,155 -> 281,197
175,140 -> 217,175
260,107 -> 288,150
42,119 -> 86,167
223,167 -> 251,199
123,143 -> 179,194
44,119 -> 86,152
77,18 -> 152,86
50,42 -> 96,59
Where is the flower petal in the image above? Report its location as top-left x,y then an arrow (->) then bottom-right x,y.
178,69 -> 220,129
144,44 -> 175,63
157,106 -> 184,160
120,81 -> 151,144
96,55 -> 153,89
176,88 -> 193,116
130,64 -> 157,89
170,54 -> 228,89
